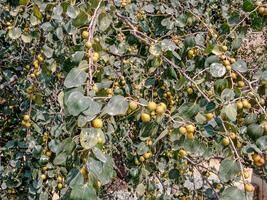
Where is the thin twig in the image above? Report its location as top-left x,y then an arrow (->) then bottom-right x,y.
86,0 -> 102,95
221,119 -> 248,200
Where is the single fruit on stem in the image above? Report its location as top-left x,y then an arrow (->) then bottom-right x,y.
156,105 -> 165,115
147,101 -> 157,111
179,149 -> 187,158
187,87 -> 193,94
23,114 -> 30,121
186,124 -> 195,133
92,118 -> 103,128
82,30 -> 89,39
129,101 -> 138,110
236,101 -> 243,109
139,156 -> 145,162
205,113 -> 214,121
41,174 -> 47,180
159,102 -> 167,110
141,113 -> 151,123
244,183 -> 254,192
179,126 -> 187,134
252,153 -> 261,162
222,137 -> 229,146
57,183 -> 63,189
143,152 -> 152,159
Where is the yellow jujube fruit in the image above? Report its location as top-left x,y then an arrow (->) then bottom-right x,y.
141,113 -> 151,123
93,52 -> 99,62
23,114 -> 30,121
147,101 -> 157,111
222,137 -> 230,146
57,183 -> 63,189
41,174 -> 47,180
143,152 -> 152,159
82,30 -> 89,39
85,41 -> 92,48
205,113 -> 214,121
159,102 -> 167,110
156,105 -> 165,115
244,183 -> 254,192
186,124 -> 195,133
236,101 -> 243,109
37,54 -> 44,62
179,149 -> 187,158
92,118 -> 103,128
223,60 -> 230,66
129,101 -> 138,110
139,156 -> 145,162
179,126 -> 187,134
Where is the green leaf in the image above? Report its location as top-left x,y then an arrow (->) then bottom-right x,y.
64,68 -> 87,88
70,184 -> 97,200
87,156 -> 115,185
246,124 -> 264,140
256,135 -> 267,151
67,5 -> 80,19
19,0 -> 29,5
33,5 -> 43,20
72,51 -> 85,62
98,13 -> 112,32
8,28 -> 21,39
219,159 -> 240,182
53,152 -> 67,166
42,45 -> 53,58
223,103 -> 237,121
243,0 -> 255,12
221,186 -> 245,200
92,147 -> 107,163
83,99 -> 102,118
184,36 -> 196,48
102,95 -> 128,116
221,89 -> 235,101
136,142 -> 150,155
210,63 -> 226,77
65,91 -> 90,116
73,11 -> 89,27
232,60 -> 248,73
136,183 -> 146,196
149,43 -> 161,56
80,128 -> 104,149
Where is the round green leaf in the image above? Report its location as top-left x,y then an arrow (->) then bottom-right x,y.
64,68 -> 87,88
102,95 -> 128,116
80,128 -> 104,150
210,63 -> 226,77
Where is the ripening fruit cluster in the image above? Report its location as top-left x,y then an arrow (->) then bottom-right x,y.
256,1 -> 267,15
236,99 -> 252,110
140,101 -> 167,123
29,53 -> 44,79
21,114 -> 31,128
138,151 -> 153,163
187,48 -> 198,59
244,183 -> 255,192
220,54 -> 236,71
82,30 -> 100,62
179,124 -> 196,140
162,90 -> 176,107
252,152 -> 265,167
178,149 -> 187,158
25,85 -> 36,100
56,175 -> 64,190
121,0 -> 131,7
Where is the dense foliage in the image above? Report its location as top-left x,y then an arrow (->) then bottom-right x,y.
0,0 -> 267,199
